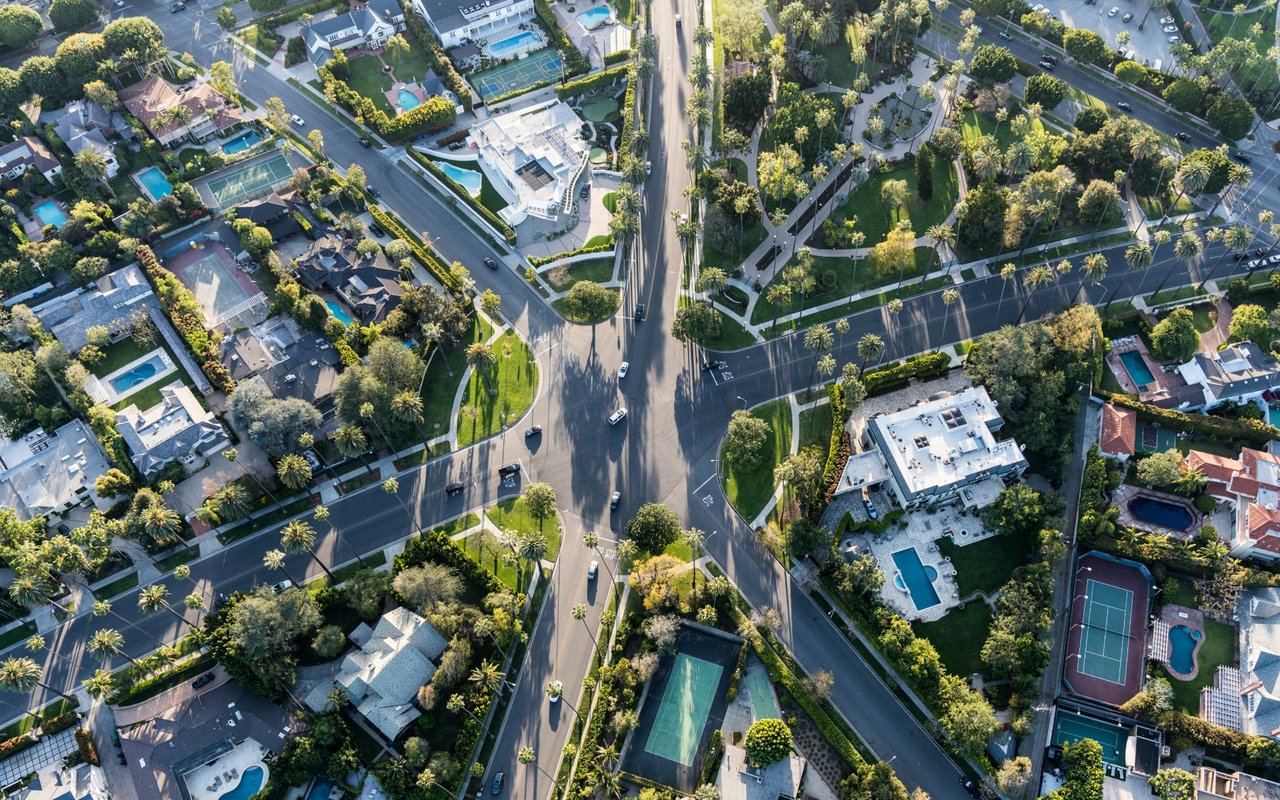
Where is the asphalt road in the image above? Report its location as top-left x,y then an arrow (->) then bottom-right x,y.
5,3 -> 1280,799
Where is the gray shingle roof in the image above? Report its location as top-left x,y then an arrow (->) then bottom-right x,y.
114,384 -> 228,478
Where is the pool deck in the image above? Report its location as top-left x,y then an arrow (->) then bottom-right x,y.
182,739 -> 269,800
88,348 -> 177,406
1158,604 -> 1205,681
1113,483 -> 1203,541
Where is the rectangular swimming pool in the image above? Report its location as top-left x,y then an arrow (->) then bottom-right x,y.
1119,350 -> 1156,387
490,30 -> 538,57
135,166 -> 174,201
891,547 -> 941,611
32,200 -> 66,229
222,129 -> 263,155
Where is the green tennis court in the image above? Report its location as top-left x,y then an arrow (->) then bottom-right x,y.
1052,710 -> 1127,766
642,654 -> 723,766
1078,579 -> 1134,685
205,152 -> 293,210
472,48 -> 564,101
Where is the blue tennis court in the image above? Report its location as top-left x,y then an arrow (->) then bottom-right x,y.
1052,710 -> 1128,766
1078,579 -> 1134,686
643,654 -> 723,766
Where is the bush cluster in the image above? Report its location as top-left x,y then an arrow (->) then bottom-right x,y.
1102,392 -> 1278,448
317,57 -> 455,142
528,239 -> 614,267
820,381 -> 853,507
555,64 -> 629,100
405,148 -> 516,244
367,205 -> 459,290
135,244 -> 234,392
394,527 -> 500,594
862,352 -> 951,395
74,727 -> 100,765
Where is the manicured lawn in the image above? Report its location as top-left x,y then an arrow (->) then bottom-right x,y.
241,25 -> 280,56
422,316 -> 493,440
1138,192 -> 1195,220
1203,6 -> 1277,100
830,159 -> 958,249
913,601 -> 992,678
90,335 -> 199,412
487,497 -> 562,559
721,399 -> 791,523
1186,303 -> 1218,334
346,54 -> 395,114
456,330 -> 538,447
385,41 -> 433,85
762,272 -> 950,339
585,234 -> 614,248
797,402 -> 833,451
704,218 -> 768,274
751,247 -> 935,325
938,531 -> 1033,597
0,620 -> 37,651
462,529 -> 526,590
544,258 -> 615,292
94,571 -> 139,600
89,337 -> 154,378
700,307 -> 758,350
958,108 -> 1044,151
1166,618 -> 1237,713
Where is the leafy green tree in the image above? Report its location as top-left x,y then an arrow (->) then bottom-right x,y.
1078,180 -> 1121,224
743,719 -> 792,766
723,70 -> 771,134
228,381 -> 322,458
54,33 -> 106,81
1025,73 -> 1067,108
393,563 -> 462,610
955,180 -> 1009,253
1063,28 -> 1109,64
49,0 -> 97,32
938,674 -> 999,759
1147,769 -> 1195,800
216,6 -> 236,29
1114,60 -> 1147,84
1162,79 -> 1204,112
1207,96 -> 1253,140
626,503 -> 681,554
725,409 -> 770,467
0,5 -> 43,49
1229,303 -> 1272,344
562,280 -> 619,325
671,301 -> 722,343
522,483 -> 557,528
102,16 -> 164,56
1150,307 -> 1200,361
204,587 -> 322,699
18,56 -> 63,98
94,467 -> 133,498
1061,738 -> 1104,800
969,45 -> 1017,85
0,69 -> 25,118
981,483 -> 1047,536
1137,448 -> 1188,491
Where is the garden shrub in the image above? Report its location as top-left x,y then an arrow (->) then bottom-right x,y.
528,239 -> 614,266
367,206 -> 459,289
555,64 -> 629,100
862,352 -> 950,395
1102,392 -> 1278,448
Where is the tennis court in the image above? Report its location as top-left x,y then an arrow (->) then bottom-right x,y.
643,654 -> 723,766
167,240 -> 267,330
1078,579 -> 1134,686
202,152 -> 294,210
1052,710 -> 1128,766
472,48 -> 564,101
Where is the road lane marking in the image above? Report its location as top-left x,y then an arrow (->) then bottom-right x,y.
692,474 -> 716,493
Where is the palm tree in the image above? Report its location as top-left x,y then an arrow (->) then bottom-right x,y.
1017,266 -> 1053,323
276,453 -> 312,490
332,424 -> 372,473
82,669 -> 115,701
383,33 -> 410,66
518,746 -> 563,794
137,583 -> 191,627
682,528 -> 705,605
1076,252 -> 1109,305
938,288 -> 960,348
803,324 -> 834,388
469,659 -> 506,696
392,390 -> 424,437
224,448 -> 278,506
142,504 -> 183,549
263,548 -> 298,585
696,267 -> 728,305
1107,242 -> 1154,312
281,519 -> 334,581
75,149 -> 115,199
466,342 -> 497,395
1162,159 -> 1210,226
926,224 -> 956,280
1196,224 -> 1253,293
856,333 -> 885,373
0,657 -> 75,704
583,531 -> 615,584
517,532 -> 549,587
216,482 -> 251,520
88,628 -> 137,665
571,603 -> 599,659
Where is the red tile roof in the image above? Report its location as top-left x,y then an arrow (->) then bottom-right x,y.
1099,404 -> 1137,457
121,76 -> 242,139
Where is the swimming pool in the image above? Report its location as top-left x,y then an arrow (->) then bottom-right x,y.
1168,624 -> 1202,675
398,88 -> 422,111
109,353 -> 166,394
490,30 -> 538,58
306,778 -> 337,800
326,300 -> 353,325
135,166 -> 174,201
32,200 -> 66,229
577,5 -> 613,28
1271,407 -> 1280,429
1119,350 -> 1156,387
222,129 -> 263,155
437,161 -> 483,198
891,548 -> 941,611
1128,495 -> 1195,531
218,766 -> 264,800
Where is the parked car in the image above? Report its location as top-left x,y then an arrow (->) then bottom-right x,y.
1268,254 -> 1280,265
1031,3 -> 1044,10
609,408 -> 628,426
358,138 -> 371,148
1248,259 -> 1265,270
635,303 -> 645,321
445,482 -> 465,496
368,221 -> 386,237
1168,34 -> 1182,42
290,114 -> 305,126
498,463 -> 521,477
1232,150 -> 1253,163
1160,15 -> 1174,23
1040,60 -> 1055,71
618,361 -> 629,378
365,185 -> 380,197
170,2 -> 185,11
1174,131 -> 1191,141
192,672 -> 215,689
271,580 -> 294,593
610,491 -> 621,510
484,257 -> 499,270
1122,11 -> 1133,21
1108,6 -> 1119,16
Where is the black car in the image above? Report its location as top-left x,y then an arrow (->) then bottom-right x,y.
1042,54 -> 1058,64
1174,131 -> 1191,141
1232,150 -> 1253,164
55,523 -> 70,535
959,777 -> 980,799
635,303 -> 646,321
1256,248 -> 1268,257
1117,101 -> 1133,112
366,185 -> 381,197
192,672 -> 215,689
368,222 -> 386,237
445,482 -> 465,496
498,463 -> 521,478
701,360 -> 728,371
1234,253 -> 1249,260
525,426 -> 542,438
358,138 -> 371,148
214,592 -> 229,610
484,257 -> 499,270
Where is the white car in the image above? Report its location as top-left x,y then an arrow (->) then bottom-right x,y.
1248,259 -> 1265,270
1031,3 -> 1044,11
1107,5 -> 1119,15
1168,34 -> 1181,42
1268,254 -> 1280,265
290,114 -> 305,126
1153,59 -> 1162,71
609,408 -> 628,425
1162,24 -> 1178,32
1160,15 -> 1174,23
618,361 -> 629,379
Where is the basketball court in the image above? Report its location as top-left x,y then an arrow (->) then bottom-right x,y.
472,49 -> 564,101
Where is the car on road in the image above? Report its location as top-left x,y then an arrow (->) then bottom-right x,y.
588,560 -> 599,580
113,0 -> 124,7
1162,24 -> 1178,32
484,257 -> 499,270
525,426 -> 542,438
1174,131 -> 1191,141
644,160 -> 652,176
271,579 -> 294,594
609,408 -> 628,425
1117,101 -> 1133,112
1235,253 -> 1249,261
498,463 -> 521,477
610,491 -> 621,509
635,303 -> 645,321
492,774 -> 504,795
1039,60 -> 1055,71
1168,34 -> 1181,42
1108,6 -> 1119,15
1232,150 -> 1252,163
999,30 -> 1012,39
214,592 -> 229,610
674,13 -> 681,25
290,114 -> 305,126
618,361 -> 629,378
366,185 -> 380,197
192,672 -> 215,689
702,360 -> 728,371
1122,11 -> 1133,21
1031,3 -> 1044,10
358,138 -> 371,148
1256,248 -> 1267,257
1042,54 -> 1058,64
960,777 -> 980,799
170,2 -> 185,11
445,482 -> 465,496
1160,15 -> 1174,23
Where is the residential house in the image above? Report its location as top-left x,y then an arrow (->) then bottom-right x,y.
13,760 -> 109,800
0,136 -> 63,184
1147,342 -> 1280,412
716,744 -> 804,800
468,99 -> 589,226
115,384 -> 228,478
55,99 -> 125,179
1196,766 -> 1280,800
294,233 -> 405,323
1188,446 -> 1280,559
222,319 -> 341,409
1099,403 -> 1137,461
303,607 -> 448,740
303,0 -> 406,67
31,263 -> 157,353
834,386 -> 1028,510
414,0 -> 534,48
1218,588 -> 1280,739
121,76 -> 244,147
234,192 -> 301,241
0,421 -> 111,520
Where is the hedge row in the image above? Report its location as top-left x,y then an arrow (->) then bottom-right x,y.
534,0 -> 589,76
528,240 -> 614,267
863,352 -> 951,396
0,732 -> 39,761
555,64 -> 630,100
404,10 -> 473,112
42,712 -> 79,735
486,79 -> 557,106
838,507 -> 906,536
317,60 -> 455,142
111,653 -> 216,706
604,49 -> 632,66
701,730 -> 723,784
259,0 -> 346,29
75,728 -> 99,766
406,148 -> 517,244
619,66 -> 638,162
135,245 -> 235,392
1102,392 -> 1279,448
1164,712 -> 1280,776
820,381 -> 851,508
367,205 -> 458,290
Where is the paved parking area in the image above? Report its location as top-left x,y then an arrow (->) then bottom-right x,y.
1035,0 -> 1177,68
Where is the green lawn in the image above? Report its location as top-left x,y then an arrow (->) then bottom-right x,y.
721,399 -> 792,523
958,107 -> 1044,151
544,258 -> 615,292
347,54 -> 395,114
94,571 -> 139,600
422,316 -> 493,441
461,529 -> 526,590
938,531 -> 1033,597
751,247 -> 936,325
1203,6 -> 1277,103
913,602 -> 992,678
830,159 -> 958,249
553,288 -> 620,323
814,22 -> 889,88
456,330 -> 538,447
704,218 -> 769,274
487,497 -> 562,560
89,336 -> 199,412
89,337 -> 155,378
427,153 -> 509,213
700,307 -> 758,350
1166,618 -> 1237,713
797,402 -> 833,452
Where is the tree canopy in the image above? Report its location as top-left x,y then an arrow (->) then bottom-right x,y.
205,587 -> 323,698
228,381 -> 322,458
969,46 -> 1017,86
743,718 -> 792,766
0,5 -> 43,49
626,503 -> 682,554
1150,308 -> 1200,362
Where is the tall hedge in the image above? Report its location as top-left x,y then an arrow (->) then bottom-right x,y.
555,64 -> 629,100
394,526 -> 500,594
863,352 -> 950,395
533,0 -> 588,76
367,205 -> 458,290
1102,392 -> 1279,449
403,10 -> 473,111
135,245 -> 234,392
